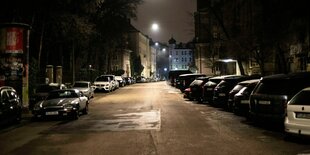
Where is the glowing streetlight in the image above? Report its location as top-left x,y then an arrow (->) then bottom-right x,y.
151,23 -> 159,32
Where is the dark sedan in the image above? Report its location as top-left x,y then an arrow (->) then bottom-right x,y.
233,80 -> 259,116
32,89 -> 89,120
188,76 -> 211,101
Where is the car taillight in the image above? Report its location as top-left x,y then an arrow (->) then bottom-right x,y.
184,88 -> 191,92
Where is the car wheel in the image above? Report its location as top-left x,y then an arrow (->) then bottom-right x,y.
82,103 -> 89,115
70,110 -> 79,120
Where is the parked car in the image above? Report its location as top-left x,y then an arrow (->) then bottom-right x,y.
29,83 -> 67,111
94,76 -> 113,92
124,77 -> 132,85
136,76 -> 147,83
233,79 -> 259,116
115,76 -> 125,87
285,87 -> 310,137
0,86 -> 23,126
103,75 -> 118,90
176,73 -> 206,92
72,81 -> 94,99
213,75 -> 248,109
227,78 -> 260,111
188,76 -> 211,101
32,89 -> 89,120
249,72 -> 310,124
202,75 -> 239,104
168,70 -> 192,86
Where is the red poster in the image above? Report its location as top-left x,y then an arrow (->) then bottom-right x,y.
6,27 -> 23,53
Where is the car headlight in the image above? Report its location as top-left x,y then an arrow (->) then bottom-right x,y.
64,104 -> 74,109
33,102 -> 43,111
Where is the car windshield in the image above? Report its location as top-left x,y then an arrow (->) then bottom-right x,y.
289,90 -> 310,105
73,82 -> 88,87
46,90 -> 78,100
95,76 -> 109,82
36,85 -> 59,93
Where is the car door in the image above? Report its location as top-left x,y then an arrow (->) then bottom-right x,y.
78,91 -> 88,110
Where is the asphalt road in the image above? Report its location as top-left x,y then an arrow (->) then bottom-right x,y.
1,81 -> 310,155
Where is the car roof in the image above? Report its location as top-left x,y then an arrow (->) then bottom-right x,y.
179,73 -> 206,77
74,81 -> 90,83
261,72 -> 310,81
209,75 -> 242,80
237,79 -> 260,85
301,87 -> 310,91
0,86 -> 15,91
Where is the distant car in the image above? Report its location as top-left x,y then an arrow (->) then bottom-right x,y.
202,75 -> 238,104
213,75 -> 248,109
124,77 -> 132,85
72,81 -> 94,99
188,76 -> 211,101
115,76 -> 125,87
285,87 -> 310,137
94,76 -> 113,92
233,79 -> 259,116
136,76 -> 147,83
176,73 -> 206,92
0,86 -> 23,126
32,89 -> 89,120
100,75 -> 118,90
227,79 -> 260,111
29,83 -> 67,111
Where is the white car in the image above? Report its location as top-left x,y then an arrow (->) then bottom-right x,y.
94,76 -> 113,92
32,89 -> 89,120
115,76 -> 125,87
72,81 -> 94,99
285,87 -> 310,136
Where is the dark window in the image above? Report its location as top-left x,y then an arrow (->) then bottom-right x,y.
254,79 -> 310,97
289,90 -> 310,105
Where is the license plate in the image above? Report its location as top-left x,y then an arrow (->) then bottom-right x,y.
46,111 -> 59,115
207,88 -> 213,91
296,112 -> 310,119
240,100 -> 249,104
258,100 -> 270,105
219,93 -> 226,97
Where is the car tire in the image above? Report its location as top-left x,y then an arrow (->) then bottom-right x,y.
70,111 -> 79,120
82,103 -> 88,115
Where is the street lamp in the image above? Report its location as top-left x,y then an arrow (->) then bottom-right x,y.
151,23 -> 159,32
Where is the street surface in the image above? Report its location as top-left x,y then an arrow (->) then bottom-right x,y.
1,81 -> 310,155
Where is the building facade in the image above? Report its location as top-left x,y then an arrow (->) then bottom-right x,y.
128,25 -> 152,78
168,38 -> 194,71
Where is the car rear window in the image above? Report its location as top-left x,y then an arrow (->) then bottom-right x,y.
289,90 -> 310,105
254,79 -> 310,96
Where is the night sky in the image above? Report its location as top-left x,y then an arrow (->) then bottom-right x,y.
132,0 -> 197,44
